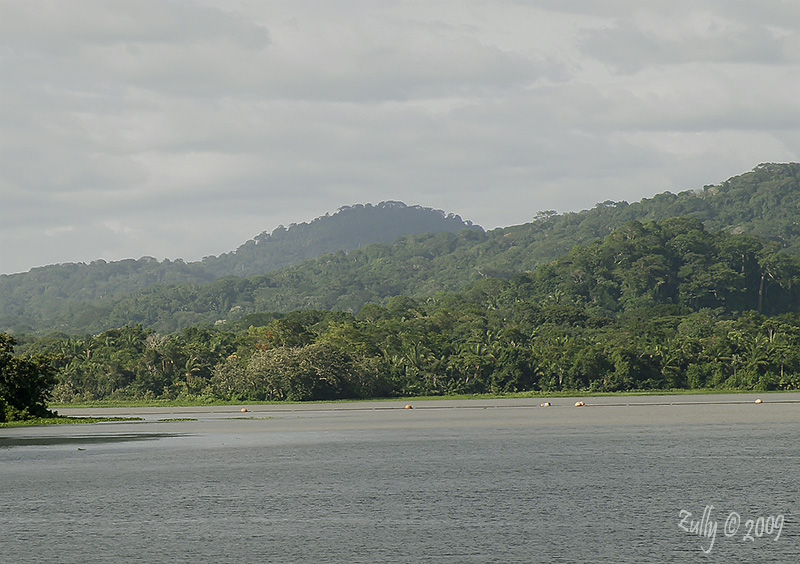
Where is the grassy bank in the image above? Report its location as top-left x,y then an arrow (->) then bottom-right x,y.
0,416 -> 143,428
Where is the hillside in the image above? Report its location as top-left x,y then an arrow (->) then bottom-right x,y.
30,216 -> 800,403
200,201 -> 478,277
0,202 -> 478,333
4,163 -> 800,335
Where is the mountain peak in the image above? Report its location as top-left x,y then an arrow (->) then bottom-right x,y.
200,201 -> 480,278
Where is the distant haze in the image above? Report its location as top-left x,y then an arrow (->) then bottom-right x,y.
2,1 -> 799,274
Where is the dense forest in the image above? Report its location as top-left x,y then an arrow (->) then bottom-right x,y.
16,216 -> 800,403
2,163 -> 799,335
0,202 -> 477,334
200,201 -> 478,278
4,163 -> 800,409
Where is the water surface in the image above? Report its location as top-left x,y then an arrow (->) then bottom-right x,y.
1,395 -> 798,563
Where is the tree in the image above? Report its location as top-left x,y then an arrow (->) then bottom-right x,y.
0,333 -> 57,421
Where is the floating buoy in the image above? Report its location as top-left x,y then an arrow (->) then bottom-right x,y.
404,404 -> 413,410
574,401 -> 585,407
754,398 -> 763,404
540,402 -> 551,407
241,408 -> 248,413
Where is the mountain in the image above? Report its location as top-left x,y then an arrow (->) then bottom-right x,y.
0,202 -> 478,333
4,163 -> 800,335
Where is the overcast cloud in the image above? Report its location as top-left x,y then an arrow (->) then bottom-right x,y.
1,0 -> 799,274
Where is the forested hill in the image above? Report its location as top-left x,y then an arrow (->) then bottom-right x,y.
0,202 -> 478,333
200,201 -> 478,277
29,216 -> 800,403
484,162 -> 800,269
3,163 -> 800,335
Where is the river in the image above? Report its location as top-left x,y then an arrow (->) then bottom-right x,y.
1,394 -> 799,563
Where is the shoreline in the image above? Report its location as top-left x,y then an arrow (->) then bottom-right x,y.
49,387 -> 800,411
47,391 -> 799,422
2,391 -> 796,435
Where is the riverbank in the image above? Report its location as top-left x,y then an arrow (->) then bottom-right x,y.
1,390 -> 795,431
39,391 -> 800,429
49,386 -> 797,409
0,416 -> 142,428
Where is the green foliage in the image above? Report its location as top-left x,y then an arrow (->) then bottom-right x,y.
0,333 -> 57,421
28,217 -> 800,403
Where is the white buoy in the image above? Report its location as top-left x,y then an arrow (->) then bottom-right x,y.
404,404 -> 413,410
754,398 -> 763,404
241,407 -> 248,413
540,402 -> 551,407
574,401 -> 585,407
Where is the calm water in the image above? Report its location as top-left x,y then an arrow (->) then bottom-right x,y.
1,396 -> 799,563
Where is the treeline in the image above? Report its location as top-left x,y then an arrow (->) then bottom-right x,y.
23,218 -> 800,403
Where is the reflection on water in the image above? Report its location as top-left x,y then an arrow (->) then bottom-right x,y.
0,433 -> 182,449
1,397 -> 799,563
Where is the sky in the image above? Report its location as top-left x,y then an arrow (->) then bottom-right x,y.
2,1 -> 799,275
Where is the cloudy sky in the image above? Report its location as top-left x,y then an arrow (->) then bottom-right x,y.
2,0 -> 799,275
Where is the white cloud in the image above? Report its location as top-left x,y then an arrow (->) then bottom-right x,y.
1,0 -> 798,274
